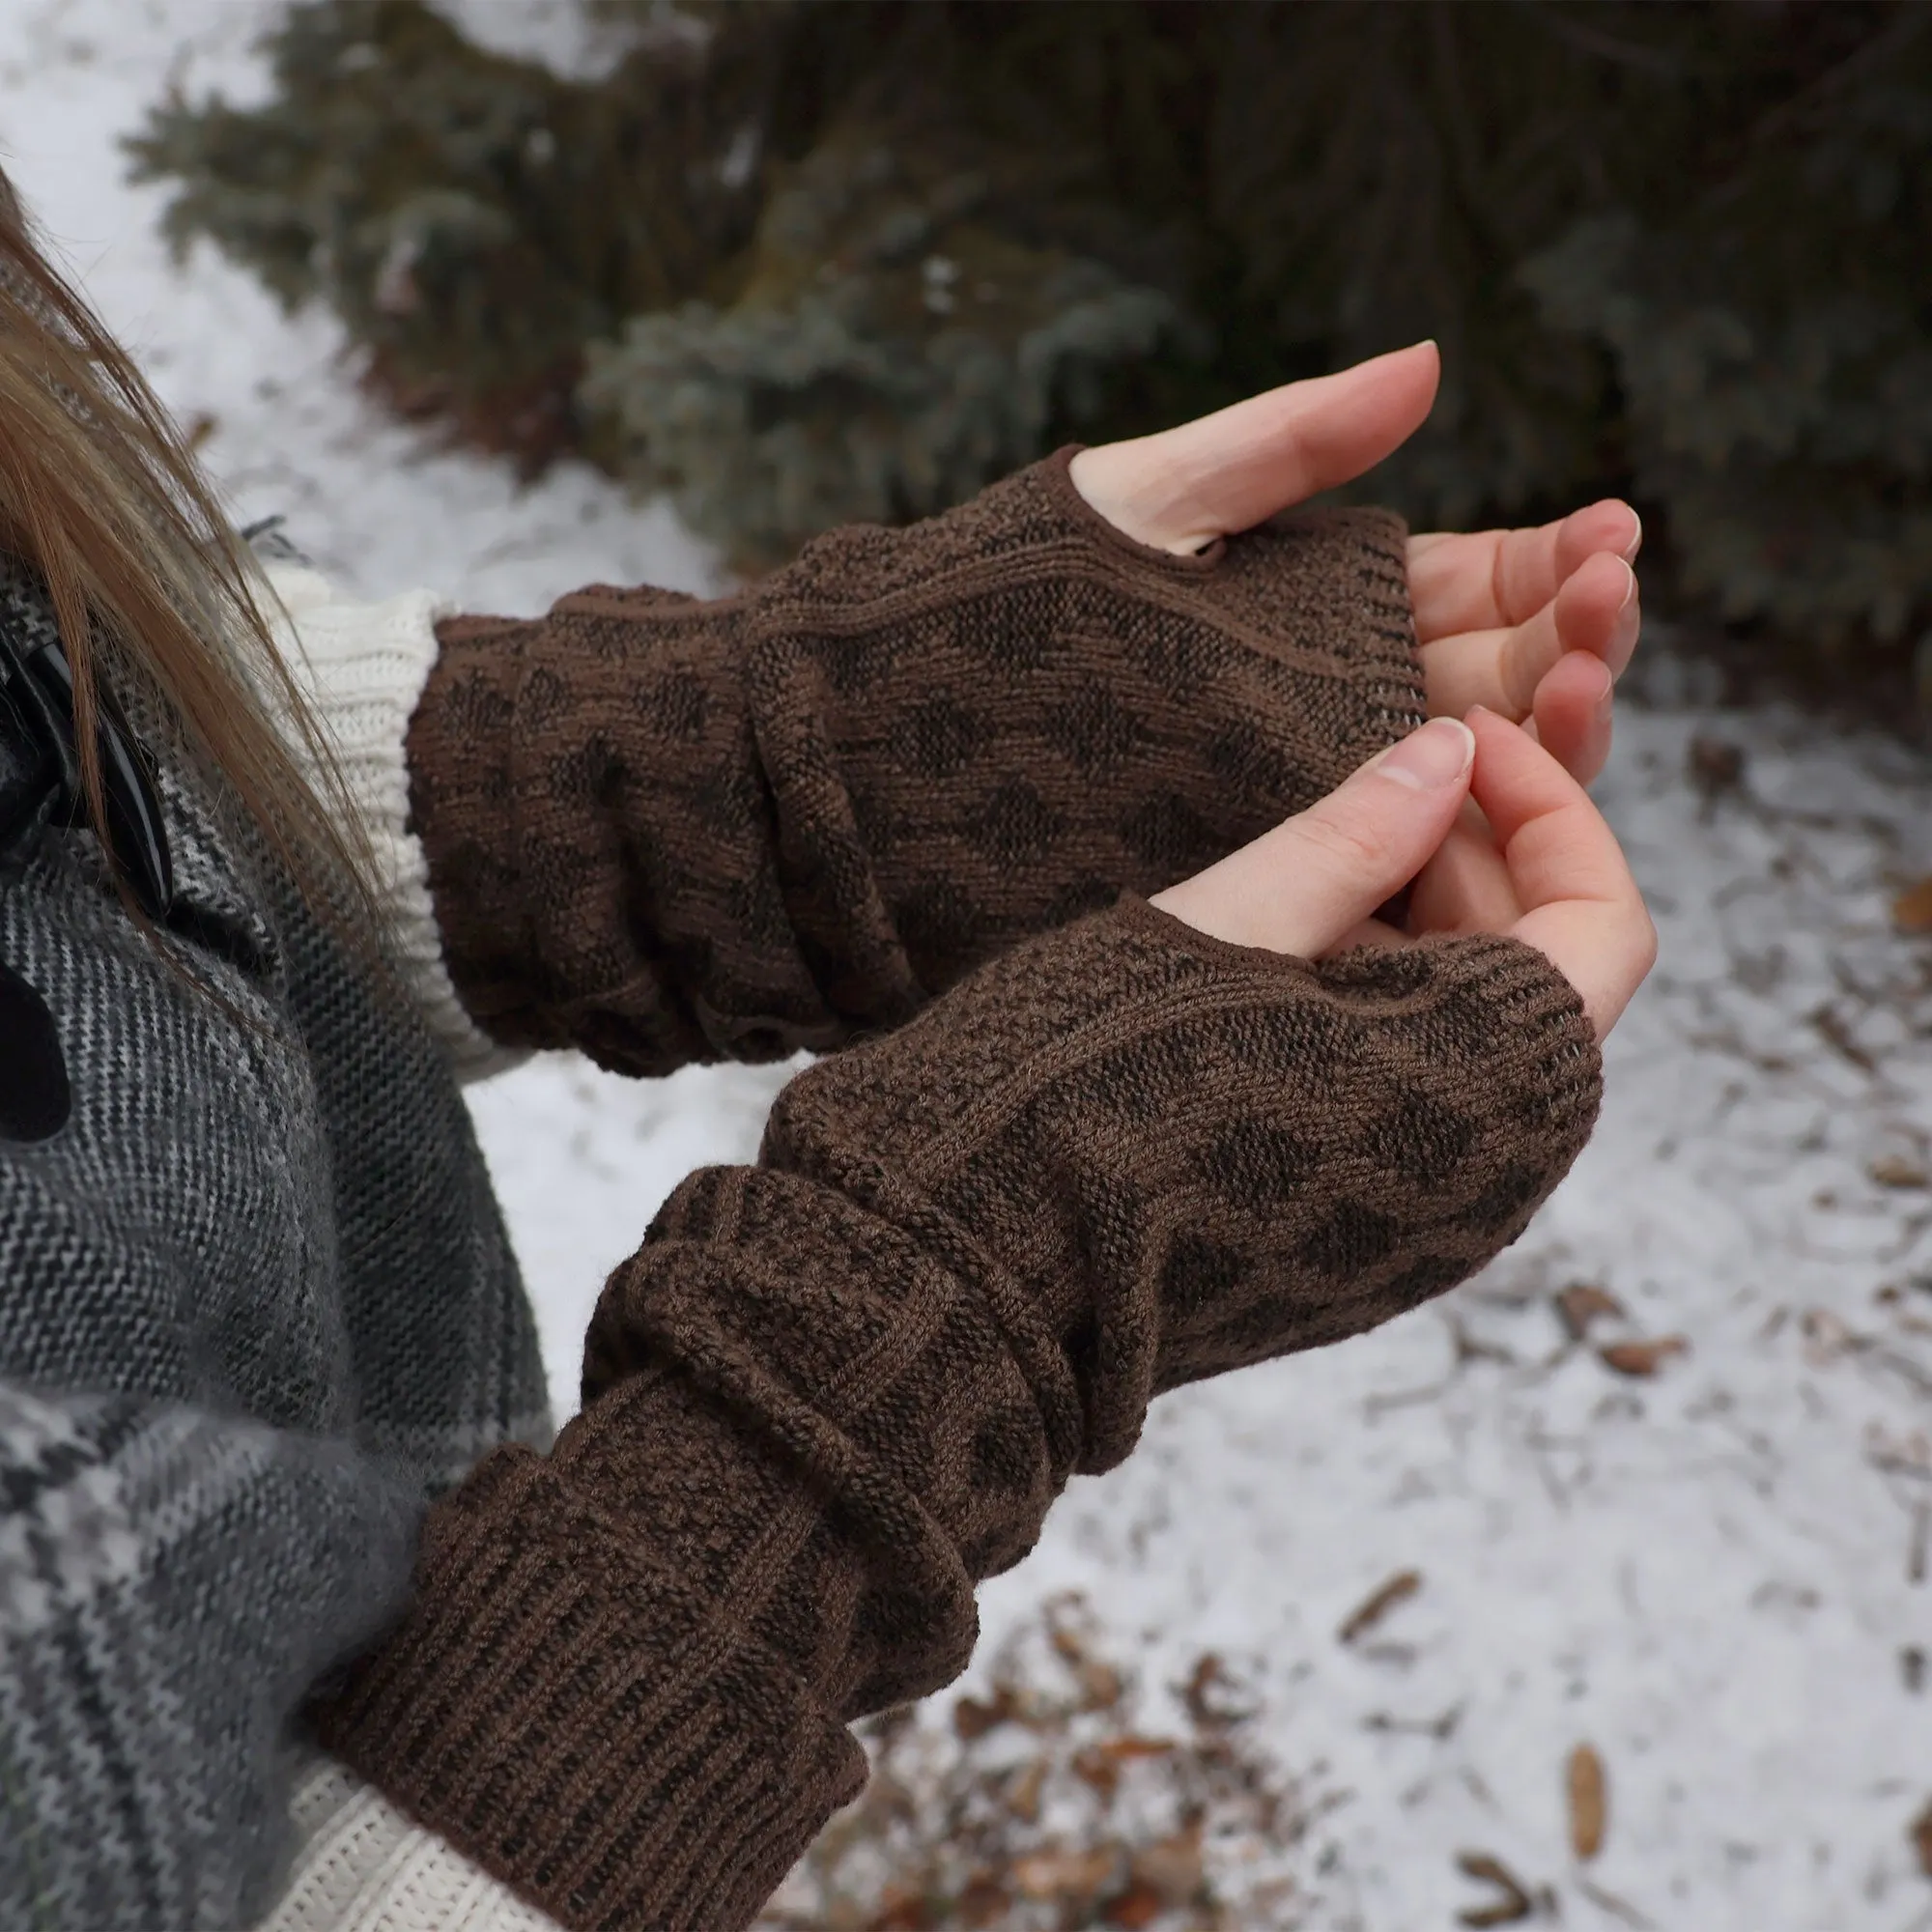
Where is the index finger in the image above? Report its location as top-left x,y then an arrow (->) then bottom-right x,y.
1407,499 -> 1642,642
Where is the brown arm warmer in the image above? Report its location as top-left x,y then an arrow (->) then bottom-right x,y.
406,450 -> 1424,1073
312,898 -> 1600,1932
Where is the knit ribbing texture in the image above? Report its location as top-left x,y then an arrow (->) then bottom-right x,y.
314,897 -> 1602,1932
406,448 -> 1426,1073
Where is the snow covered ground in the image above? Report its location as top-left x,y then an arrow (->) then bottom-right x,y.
4,4 -> 1928,1926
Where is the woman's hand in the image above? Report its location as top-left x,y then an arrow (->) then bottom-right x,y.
1069,343 -> 1642,786
1151,710 -> 1655,1040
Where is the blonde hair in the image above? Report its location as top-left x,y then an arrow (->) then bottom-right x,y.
0,164 -> 377,940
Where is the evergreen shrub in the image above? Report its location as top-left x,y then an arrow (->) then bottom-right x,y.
129,0 -> 1932,680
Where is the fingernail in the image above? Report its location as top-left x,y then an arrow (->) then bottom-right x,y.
1609,561 -> 1641,668
1616,556 -> 1638,610
1586,654 -> 1615,723
1622,510 -> 1643,563
1374,717 -> 1475,790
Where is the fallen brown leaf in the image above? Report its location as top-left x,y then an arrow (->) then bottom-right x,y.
1568,1743 -> 1607,1861
1453,1847 -> 1530,1924
1129,1828 -> 1205,1903
1114,1734 -> 1176,1761
867,1886 -> 929,1929
1048,1620 -> 1126,1711
1100,1882 -> 1165,1928
1004,1757 -> 1045,1824
1179,1652 -> 1256,1728
1074,1745 -> 1122,1804
957,1875 -> 1008,1926
1912,1796 -> 1932,1879
1872,1154 -> 1932,1189
1339,1568 -> 1423,1644
1048,1622 -> 1090,1667
952,1690 -> 1013,1741
1801,1307 -> 1856,1363
1688,736 -> 1746,796
1895,878 -> 1932,935
1456,1851 -> 1535,1927
1009,1845 -> 1120,1902
1598,1335 -> 1690,1378
1079,1659 -> 1125,1711
1556,1283 -> 1628,1342
1073,1735 -> 1178,1803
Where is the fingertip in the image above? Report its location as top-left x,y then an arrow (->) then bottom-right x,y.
1576,651 -> 1614,703
1396,337 -> 1442,403
1342,340 -> 1440,424
1556,498 -> 1644,581
1532,652 -> 1615,786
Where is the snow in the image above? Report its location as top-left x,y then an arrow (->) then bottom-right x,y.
4,4 -> 1927,1925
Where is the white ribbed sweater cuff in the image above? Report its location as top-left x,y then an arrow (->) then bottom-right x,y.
257,1755 -> 563,1932
259,562 -> 526,1083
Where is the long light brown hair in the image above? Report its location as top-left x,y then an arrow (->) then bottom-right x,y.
0,164 -> 377,941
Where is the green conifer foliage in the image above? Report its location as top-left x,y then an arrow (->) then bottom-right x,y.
579,102 -> 1188,559
129,0 -> 761,462
130,1 -> 1932,671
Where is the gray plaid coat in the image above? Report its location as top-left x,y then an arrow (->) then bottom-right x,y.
0,563 -> 550,1928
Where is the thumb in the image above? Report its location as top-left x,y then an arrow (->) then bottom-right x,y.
1069,341 -> 1440,554
1150,718 -> 1474,954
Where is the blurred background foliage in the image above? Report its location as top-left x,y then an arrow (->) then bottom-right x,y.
129,0 -> 1932,684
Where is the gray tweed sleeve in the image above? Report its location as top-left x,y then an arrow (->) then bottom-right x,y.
0,1378 -> 422,1932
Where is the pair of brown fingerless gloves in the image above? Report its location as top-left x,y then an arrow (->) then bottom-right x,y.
311,452 -> 1602,1932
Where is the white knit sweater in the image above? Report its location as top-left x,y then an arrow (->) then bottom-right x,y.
260,1755 -> 561,1932
258,559 -> 526,1083
254,567 -> 561,1932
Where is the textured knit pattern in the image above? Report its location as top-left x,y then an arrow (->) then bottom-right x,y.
0,558 -> 550,1929
408,447 -> 1425,1073
256,555 -> 522,1082
314,897 -> 1602,1932
260,1754 -> 564,1932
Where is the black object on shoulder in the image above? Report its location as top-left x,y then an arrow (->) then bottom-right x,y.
0,606 -> 173,921
0,954 -> 70,1142
0,605 -> 173,1143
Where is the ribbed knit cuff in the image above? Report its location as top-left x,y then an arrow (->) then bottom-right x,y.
310,1447 -> 866,1932
259,562 -> 527,1082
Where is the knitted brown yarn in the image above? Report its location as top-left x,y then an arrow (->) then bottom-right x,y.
404,449 -> 1424,1073
314,897 -> 1600,1932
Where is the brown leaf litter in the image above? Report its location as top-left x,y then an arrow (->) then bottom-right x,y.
755,1595 -> 1332,1930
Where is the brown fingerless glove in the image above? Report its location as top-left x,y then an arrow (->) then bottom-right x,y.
313,901 -> 1599,1932
407,450 -> 1423,1073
